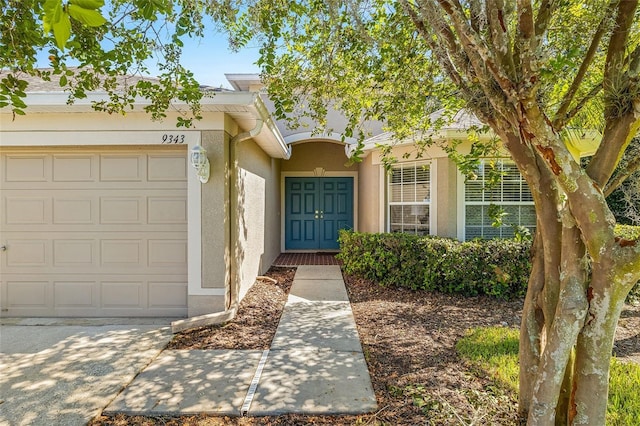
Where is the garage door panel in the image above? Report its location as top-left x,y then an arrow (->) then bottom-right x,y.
4,155 -> 48,182
6,240 -> 49,267
0,147 -> 188,317
5,197 -> 50,225
148,154 -> 188,181
53,240 -> 95,266
54,197 -> 95,224
100,197 -> 144,224
53,155 -> 95,182
102,281 -> 145,308
1,275 -> 187,317
148,239 -> 187,267
6,281 -> 50,309
148,282 -> 188,308
54,281 -> 97,308
99,154 -> 144,182
147,197 -> 187,224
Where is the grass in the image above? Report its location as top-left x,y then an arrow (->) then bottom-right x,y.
457,327 -> 640,425
614,224 -> 640,240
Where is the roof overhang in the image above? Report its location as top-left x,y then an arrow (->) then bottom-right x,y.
0,91 -> 290,159
364,109 -> 602,161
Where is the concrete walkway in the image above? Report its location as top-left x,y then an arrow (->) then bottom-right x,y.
0,319 -> 173,426
105,265 -> 377,417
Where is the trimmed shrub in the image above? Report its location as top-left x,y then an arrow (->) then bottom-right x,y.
339,228 -> 639,301
616,225 -> 640,302
338,231 -> 531,299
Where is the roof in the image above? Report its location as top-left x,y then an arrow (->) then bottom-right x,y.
0,70 -> 290,159
3,68 -> 231,93
363,108 -> 600,159
363,109 -> 490,149
224,73 -> 263,92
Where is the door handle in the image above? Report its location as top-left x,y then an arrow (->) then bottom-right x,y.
0,245 -> 7,252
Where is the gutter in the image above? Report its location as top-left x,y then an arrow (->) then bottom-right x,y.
251,94 -> 291,159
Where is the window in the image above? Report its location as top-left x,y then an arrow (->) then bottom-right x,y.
388,162 -> 431,235
464,160 -> 536,240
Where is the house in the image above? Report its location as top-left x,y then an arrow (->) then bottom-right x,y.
0,73 -> 599,320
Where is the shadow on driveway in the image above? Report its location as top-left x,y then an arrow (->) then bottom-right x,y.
0,319 -> 172,426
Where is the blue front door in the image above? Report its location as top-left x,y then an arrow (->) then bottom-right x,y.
285,177 -> 354,250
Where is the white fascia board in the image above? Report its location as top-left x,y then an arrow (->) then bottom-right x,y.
0,91 -> 291,160
251,95 -> 291,159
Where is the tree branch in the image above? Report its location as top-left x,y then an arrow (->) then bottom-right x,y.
437,0 -> 516,98
559,83 -> 603,129
604,0 -> 636,90
604,153 -> 640,196
515,0 -> 536,81
486,0 -> 517,79
533,0 -> 556,37
552,2 -> 617,130
587,0 -> 639,188
400,1 -> 465,89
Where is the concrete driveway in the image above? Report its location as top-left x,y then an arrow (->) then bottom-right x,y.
0,318 -> 173,426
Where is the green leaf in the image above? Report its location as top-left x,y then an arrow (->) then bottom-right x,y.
68,0 -> 104,10
52,11 -> 71,49
67,4 -> 107,27
43,0 -> 64,33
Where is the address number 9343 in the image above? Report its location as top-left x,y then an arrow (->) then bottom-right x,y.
162,134 -> 186,144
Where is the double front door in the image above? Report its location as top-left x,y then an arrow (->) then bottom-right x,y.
285,177 -> 354,250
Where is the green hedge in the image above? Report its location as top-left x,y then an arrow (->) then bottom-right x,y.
615,224 -> 640,240
337,231 -> 531,299
618,225 -> 640,302
339,228 -> 640,302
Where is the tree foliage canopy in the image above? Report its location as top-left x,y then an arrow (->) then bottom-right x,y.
2,1 -> 640,424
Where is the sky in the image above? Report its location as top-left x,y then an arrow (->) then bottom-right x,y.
152,30 -> 261,89
35,12 -> 262,90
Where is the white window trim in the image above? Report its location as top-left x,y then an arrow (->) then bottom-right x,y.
456,159 -> 535,241
386,160 -> 437,236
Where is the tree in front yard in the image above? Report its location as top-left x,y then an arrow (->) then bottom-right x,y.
222,2 -> 640,424
3,1 -> 640,424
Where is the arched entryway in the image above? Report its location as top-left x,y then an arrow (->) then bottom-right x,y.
280,140 -> 358,252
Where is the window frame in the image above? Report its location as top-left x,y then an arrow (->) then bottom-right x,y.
386,160 -> 436,236
457,159 -> 536,241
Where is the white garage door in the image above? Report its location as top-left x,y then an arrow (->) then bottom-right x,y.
0,146 -> 188,317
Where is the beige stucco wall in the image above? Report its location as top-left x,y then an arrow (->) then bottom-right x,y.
281,141 -> 358,173
368,144 -> 461,239
435,157 -> 459,238
231,137 -> 282,303
357,154 -> 382,233
188,129 -> 229,316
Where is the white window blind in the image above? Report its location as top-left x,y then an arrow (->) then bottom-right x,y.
388,162 -> 431,235
464,160 -> 536,240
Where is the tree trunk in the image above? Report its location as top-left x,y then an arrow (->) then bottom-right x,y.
527,221 -> 588,425
570,258 -> 637,424
518,234 -> 544,419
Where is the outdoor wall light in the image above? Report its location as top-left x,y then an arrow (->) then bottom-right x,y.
190,144 -> 210,183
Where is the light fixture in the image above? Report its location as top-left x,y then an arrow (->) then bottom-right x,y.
190,144 -> 210,183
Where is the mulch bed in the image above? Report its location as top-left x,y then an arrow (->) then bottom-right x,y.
91,267 -> 639,426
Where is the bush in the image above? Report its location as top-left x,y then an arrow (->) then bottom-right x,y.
615,225 -> 640,303
338,231 -> 531,299
339,227 -> 639,301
